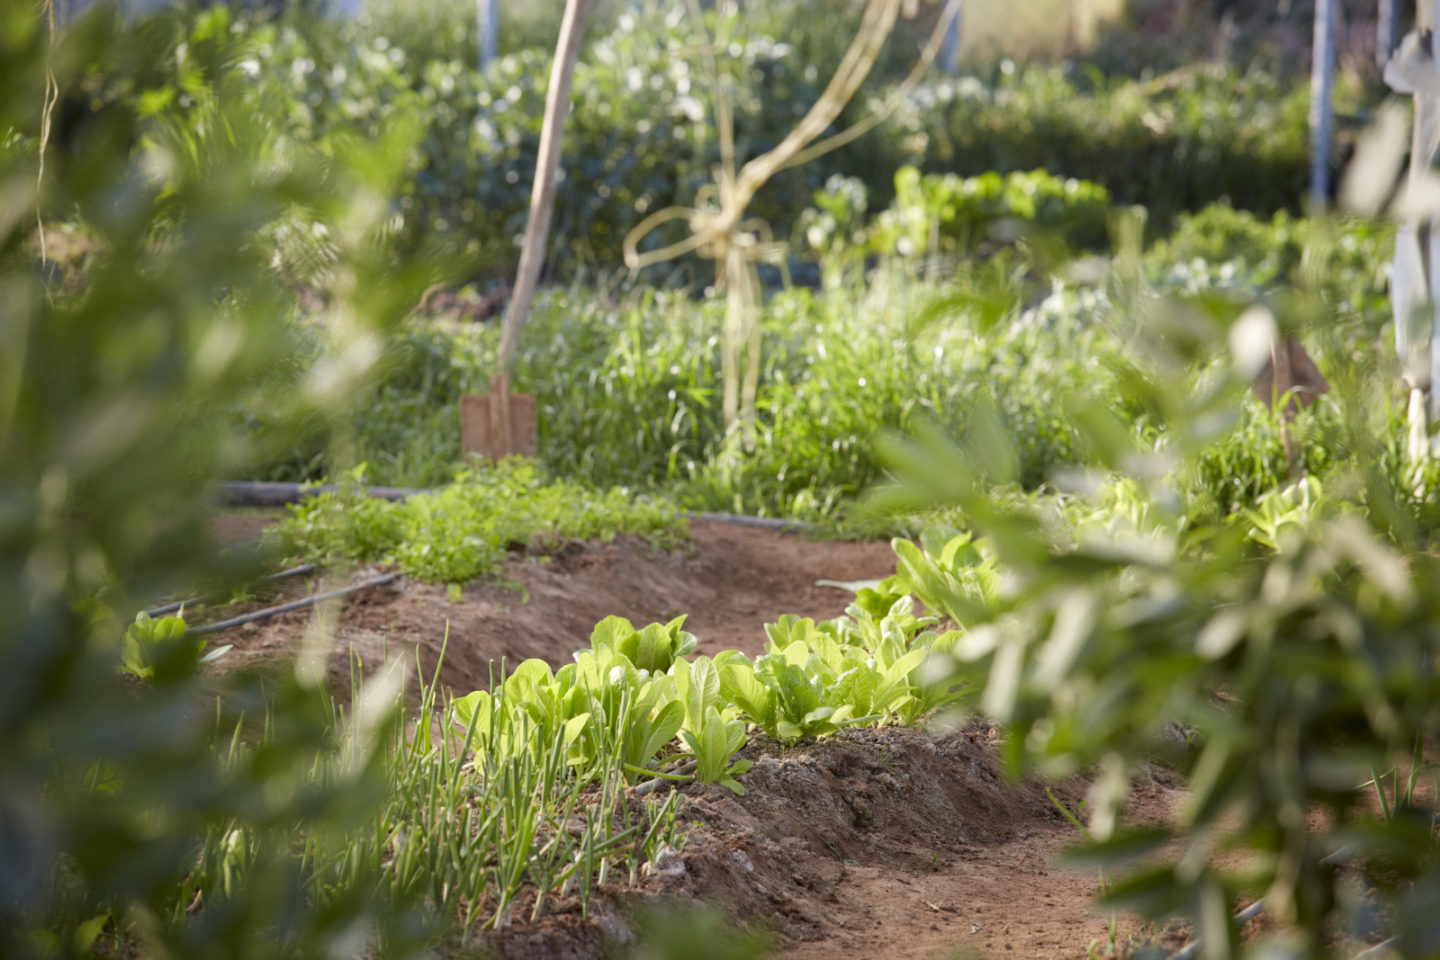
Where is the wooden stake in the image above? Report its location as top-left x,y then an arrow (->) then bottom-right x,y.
495,0 -> 594,377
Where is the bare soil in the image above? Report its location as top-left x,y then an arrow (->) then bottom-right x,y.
206,513 -> 1188,959
215,517 -> 898,694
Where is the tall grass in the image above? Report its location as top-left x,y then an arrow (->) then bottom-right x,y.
186,647 -> 688,950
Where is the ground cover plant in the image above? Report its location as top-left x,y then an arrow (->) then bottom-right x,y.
267,196 -> 1398,534
270,460 -> 688,584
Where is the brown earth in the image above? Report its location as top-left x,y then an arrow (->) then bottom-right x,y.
212,517 -> 898,694
204,512 -> 1188,959
471,725 -> 1185,960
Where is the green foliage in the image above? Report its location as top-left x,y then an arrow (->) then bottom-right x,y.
875,64 -> 1322,229
1145,204 -> 1393,336
88,5 -> 1324,276
592,614 -> 698,674
259,201 -> 1393,526
800,166 -> 1112,261
1,3 -> 437,956
716,598 -> 966,742
119,612 -> 204,680
883,527 -> 1006,627
271,460 -> 688,583
872,288 -> 1440,956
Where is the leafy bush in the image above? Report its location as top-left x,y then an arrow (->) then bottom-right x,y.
869,277 -> 1440,956
871,64 -> 1325,228
1145,203 -> 1393,337
799,166 -> 1113,261
94,5 -> 1330,274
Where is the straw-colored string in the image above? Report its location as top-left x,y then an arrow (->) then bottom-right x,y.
38,0 -> 60,269
623,0 -> 963,447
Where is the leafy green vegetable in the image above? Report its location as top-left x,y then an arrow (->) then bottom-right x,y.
120,612 -> 204,680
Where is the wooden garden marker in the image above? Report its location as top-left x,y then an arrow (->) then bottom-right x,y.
461,375 -> 538,461
462,0 -> 593,462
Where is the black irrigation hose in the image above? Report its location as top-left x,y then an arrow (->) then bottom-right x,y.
218,481 -> 812,533
1169,847 -> 1356,960
690,511 -> 808,533
145,563 -> 321,619
188,572 -> 401,637
220,481 -> 415,506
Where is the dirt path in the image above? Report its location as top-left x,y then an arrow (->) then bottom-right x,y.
674,727 -> 1182,960
205,513 -> 1186,959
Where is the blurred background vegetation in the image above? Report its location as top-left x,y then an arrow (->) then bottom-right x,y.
44,0 -> 1383,524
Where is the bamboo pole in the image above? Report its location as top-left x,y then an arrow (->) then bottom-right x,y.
495,0 -> 593,378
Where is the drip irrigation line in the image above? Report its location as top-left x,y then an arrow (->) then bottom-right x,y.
1168,846 -> 1356,960
632,759 -> 699,797
1351,937 -> 1398,959
220,481 -> 416,506
688,511 -> 809,533
145,563 -> 321,618
218,481 -> 812,533
1168,898 -> 1266,960
188,572 -> 400,637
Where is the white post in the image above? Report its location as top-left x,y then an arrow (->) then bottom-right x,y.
1310,0 -> 1337,212
478,0 -> 499,72
1385,0 -> 1440,471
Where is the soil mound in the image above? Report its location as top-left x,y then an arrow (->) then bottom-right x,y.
205,513 -> 1179,958
478,724 -> 1147,960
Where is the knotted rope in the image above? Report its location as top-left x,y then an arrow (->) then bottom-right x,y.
623,0 -> 963,448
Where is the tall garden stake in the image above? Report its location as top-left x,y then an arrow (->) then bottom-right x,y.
1310,0 -> 1337,212
465,0 -> 593,461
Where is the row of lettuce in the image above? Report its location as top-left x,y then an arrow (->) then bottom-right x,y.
108,528 -> 976,947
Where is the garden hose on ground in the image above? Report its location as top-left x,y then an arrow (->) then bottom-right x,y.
145,563 -> 320,618
188,572 -> 401,637
217,481 -> 809,533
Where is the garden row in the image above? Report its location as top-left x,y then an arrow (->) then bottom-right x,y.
113,439 -> 1440,957
255,197 -> 1396,532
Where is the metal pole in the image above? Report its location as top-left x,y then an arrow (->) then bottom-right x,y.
1310,0 -> 1337,211
1378,0 -> 1400,70
940,0 -> 962,74
478,0 -> 499,72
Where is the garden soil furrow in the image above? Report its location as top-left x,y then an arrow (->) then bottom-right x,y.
211,512 -> 1186,958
